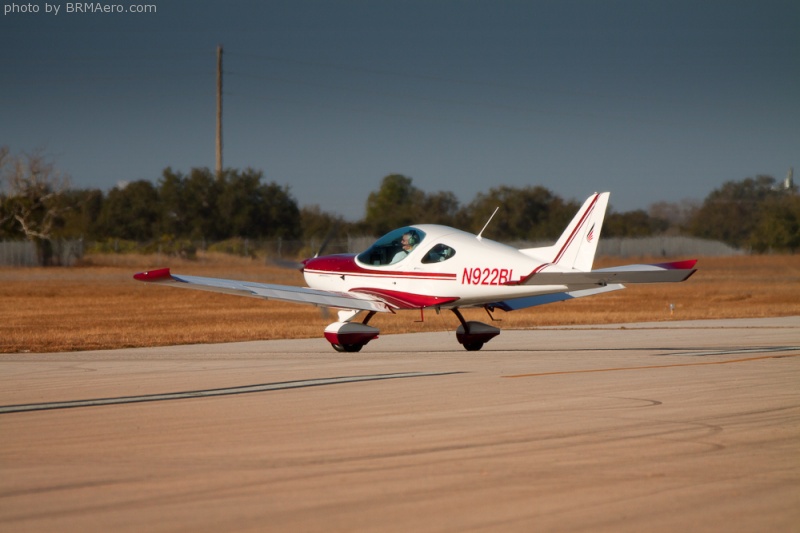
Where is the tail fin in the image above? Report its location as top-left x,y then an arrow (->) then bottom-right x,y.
520,192 -> 609,272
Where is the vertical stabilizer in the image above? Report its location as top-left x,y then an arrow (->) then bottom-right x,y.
519,192 -> 609,272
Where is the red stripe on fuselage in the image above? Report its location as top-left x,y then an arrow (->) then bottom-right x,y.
512,262 -> 552,285
350,288 -> 460,309
303,254 -> 457,280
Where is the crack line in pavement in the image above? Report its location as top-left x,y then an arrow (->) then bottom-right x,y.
0,371 -> 464,414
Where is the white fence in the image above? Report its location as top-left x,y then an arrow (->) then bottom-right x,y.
0,236 -> 741,267
508,236 -> 741,258
597,236 -> 741,258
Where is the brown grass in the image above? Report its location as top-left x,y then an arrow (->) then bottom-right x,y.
1,253 -> 798,353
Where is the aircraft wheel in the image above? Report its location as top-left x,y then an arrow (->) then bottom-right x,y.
462,341 -> 484,351
331,343 -> 363,353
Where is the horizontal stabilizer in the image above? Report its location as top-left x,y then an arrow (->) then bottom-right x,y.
489,284 -> 626,312
518,260 -> 697,286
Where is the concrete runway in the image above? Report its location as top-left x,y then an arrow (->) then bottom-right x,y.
1,317 -> 798,532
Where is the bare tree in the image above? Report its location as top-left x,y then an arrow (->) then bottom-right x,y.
0,147 -> 71,265
648,199 -> 700,235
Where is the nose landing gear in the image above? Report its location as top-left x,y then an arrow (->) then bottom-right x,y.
324,311 -> 379,353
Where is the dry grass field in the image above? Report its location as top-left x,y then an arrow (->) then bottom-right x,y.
1,253 -> 798,353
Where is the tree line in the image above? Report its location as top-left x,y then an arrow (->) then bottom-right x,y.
1,147 -> 797,265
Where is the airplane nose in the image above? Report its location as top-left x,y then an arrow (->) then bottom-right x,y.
301,254 -> 356,275
300,257 -> 315,273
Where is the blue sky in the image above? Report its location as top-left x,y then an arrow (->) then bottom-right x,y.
2,0 -> 798,220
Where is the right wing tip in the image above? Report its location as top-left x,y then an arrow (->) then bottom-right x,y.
134,268 -> 172,282
653,259 -> 698,270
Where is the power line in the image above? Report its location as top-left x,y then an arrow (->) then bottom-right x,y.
226,50 -> 681,108
224,70 -> 704,135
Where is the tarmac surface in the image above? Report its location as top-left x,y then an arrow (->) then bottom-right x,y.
1,317 -> 799,532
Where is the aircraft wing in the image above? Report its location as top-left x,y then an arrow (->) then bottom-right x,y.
133,268 -> 395,313
519,260 -> 697,286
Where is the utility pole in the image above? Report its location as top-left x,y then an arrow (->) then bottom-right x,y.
215,44 -> 223,177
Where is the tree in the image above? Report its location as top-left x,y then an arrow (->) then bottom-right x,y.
0,147 -> 72,265
215,168 -> 301,239
420,191 -> 460,226
688,175 -> 784,248
364,174 -> 425,234
97,180 -> 160,241
648,199 -> 699,235
57,188 -> 104,240
157,167 -> 188,238
749,195 -> 800,253
300,204 -> 344,239
216,168 -> 263,238
258,180 -> 301,239
463,185 -> 577,241
157,167 -> 225,240
603,209 -> 668,238
180,167 -> 221,240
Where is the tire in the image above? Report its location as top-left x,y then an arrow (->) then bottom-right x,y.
462,341 -> 484,351
331,343 -> 363,353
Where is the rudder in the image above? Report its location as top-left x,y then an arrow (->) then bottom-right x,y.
520,192 -> 609,272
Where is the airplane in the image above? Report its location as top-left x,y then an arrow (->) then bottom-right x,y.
134,192 -> 697,352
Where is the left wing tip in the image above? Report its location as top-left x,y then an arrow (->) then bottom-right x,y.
134,268 -> 172,282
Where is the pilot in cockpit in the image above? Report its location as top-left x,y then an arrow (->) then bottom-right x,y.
390,231 -> 418,264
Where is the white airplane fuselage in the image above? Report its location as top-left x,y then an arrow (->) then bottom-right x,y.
302,225 -> 572,310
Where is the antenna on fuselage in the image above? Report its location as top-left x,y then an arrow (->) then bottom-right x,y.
477,207 -> 500,241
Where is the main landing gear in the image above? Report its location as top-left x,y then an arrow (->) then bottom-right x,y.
323,308 -> 501,352
450,308 -> 500,351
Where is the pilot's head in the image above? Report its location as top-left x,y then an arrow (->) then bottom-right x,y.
401,231 -> 418,251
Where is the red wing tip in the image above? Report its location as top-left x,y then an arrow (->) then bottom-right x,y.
653,259 -> 698,270
134,268 -> 172,282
